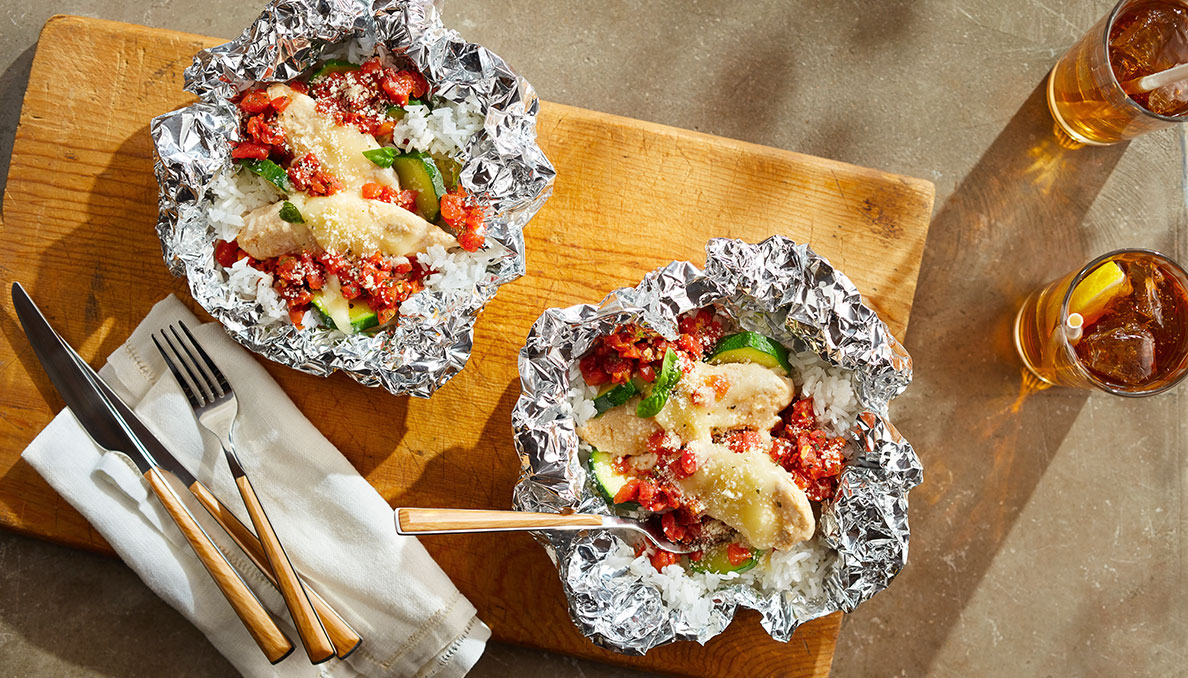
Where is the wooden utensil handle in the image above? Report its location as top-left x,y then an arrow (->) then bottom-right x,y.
188,481 -> 363,659
395,508 -> 603,533
144,468 -> 293,664
234,474 -> 335,664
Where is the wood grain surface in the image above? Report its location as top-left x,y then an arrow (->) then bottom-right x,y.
0,15 -> 935,677
235,474 -> 336,664
187,479 -> 363,659
144,468 -> 294,664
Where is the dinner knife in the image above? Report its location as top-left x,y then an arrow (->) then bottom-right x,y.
11,282 -> 295,664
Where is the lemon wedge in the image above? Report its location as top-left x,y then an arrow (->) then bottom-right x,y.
1069,261 -> 1130,322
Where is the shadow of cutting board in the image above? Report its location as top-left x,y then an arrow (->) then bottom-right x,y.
0,15 -> 934,677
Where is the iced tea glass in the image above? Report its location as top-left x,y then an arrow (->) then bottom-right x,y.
1014,249 -> 1188,396
1048,0 -> 1188,145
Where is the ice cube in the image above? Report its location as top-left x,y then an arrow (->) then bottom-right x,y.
1110,5 -> 1188,81
1147,79 -> 1188,116
1127,260 -> 1166,326
1079,322 -> 1156,385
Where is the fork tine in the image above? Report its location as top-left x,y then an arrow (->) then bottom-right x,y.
162,327 -> 216,404
152,333 -> 205,410
178,321 -> 231,395
169,324 -> 223,400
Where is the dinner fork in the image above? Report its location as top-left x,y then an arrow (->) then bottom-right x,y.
153,322 -> 336,664
394,508 -> 697,554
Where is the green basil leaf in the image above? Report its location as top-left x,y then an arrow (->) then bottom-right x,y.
278,201 -> 304,224
238,158 -> 291,193
362,147 -> 398,168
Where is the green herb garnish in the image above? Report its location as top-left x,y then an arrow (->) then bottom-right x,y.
278,201 -> 304,223
238,158 -> 291,193
362,147 -> 398,168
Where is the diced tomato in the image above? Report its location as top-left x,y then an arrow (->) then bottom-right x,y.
439,192 -> 465,221
213,239 -> 241,267
238,89 -> 273,114
707,375 -> 730,400
288,308 -> 306,328
230,142 -> 269,160
361,58 -> 382,74
270,96 -> 290,112
636,480 -> 656,506
649,549 -> 679,571
613,478 -> 640,505
674,449 -> 698,479
637,363 -> 656,383
362,182 -> 383,199
770,437 -> 794,464
661,512 -> 687,542
458,229 -> 485,252
726,542 -> 752,566
646,431 -> 675,456
288,80 -> 309,95
724,429 -> 762,454
689,550 -> 704,562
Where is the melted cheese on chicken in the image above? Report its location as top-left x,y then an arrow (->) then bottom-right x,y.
267,84 -> 399,188
234,83 -> 452,260
677,439 -> 814,550
577,360 -> 815,551
653,362 -> 793,441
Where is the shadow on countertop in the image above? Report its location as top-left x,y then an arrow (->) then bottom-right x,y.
835,77 -> 1128,675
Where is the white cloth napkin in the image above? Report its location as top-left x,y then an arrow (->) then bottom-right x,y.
21,295 -> 489,678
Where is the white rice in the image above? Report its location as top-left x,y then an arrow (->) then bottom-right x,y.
206,48 -> 489,331
566,324 -> 857,605
391,103 -> 484,157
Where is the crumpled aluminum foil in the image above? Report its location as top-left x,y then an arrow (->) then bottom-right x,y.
150,0 -> 554,397
511,236 -> 923,653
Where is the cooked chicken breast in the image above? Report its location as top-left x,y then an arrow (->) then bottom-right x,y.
267,83 -> 400,188
297,191 -> 455,256
654,361 -> 794,441
236,200 -> 317,259
235,84 -> 455,259
577,398 -> 662,457
677,439 -> 815,550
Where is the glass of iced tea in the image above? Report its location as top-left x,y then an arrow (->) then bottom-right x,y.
1014,249 -> 1188,396
1048,0 -> 1188,145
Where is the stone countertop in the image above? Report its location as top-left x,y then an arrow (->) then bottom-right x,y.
1,1 -> 1184,676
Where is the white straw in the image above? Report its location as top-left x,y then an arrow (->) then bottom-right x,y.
1123,62 -> 1188,94
1064,313 -> 1084,344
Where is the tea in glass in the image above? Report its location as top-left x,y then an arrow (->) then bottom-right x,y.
1047,0 -> 1188,145
1014,250 -> 1188,395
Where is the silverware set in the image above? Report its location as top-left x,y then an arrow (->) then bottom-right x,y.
12,283 -> 361,665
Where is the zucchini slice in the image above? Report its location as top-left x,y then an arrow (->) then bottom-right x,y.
310,275 -> 378,333
310,59 -> 359,80
688,542 -> 765,575
707,331 -> 792,375
391,152 -> 446,221
593,382 -> 637,417
588,450 -> 636,508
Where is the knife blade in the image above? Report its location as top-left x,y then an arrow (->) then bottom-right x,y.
11,282 -> 294,664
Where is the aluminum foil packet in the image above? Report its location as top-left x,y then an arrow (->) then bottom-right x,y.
150,0 -> 554,397
511,236 -> 923,653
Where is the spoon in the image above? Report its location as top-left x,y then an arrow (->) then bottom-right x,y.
393,507 -> 696,554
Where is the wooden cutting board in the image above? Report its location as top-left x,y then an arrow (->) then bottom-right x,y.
0,15 -> 934,677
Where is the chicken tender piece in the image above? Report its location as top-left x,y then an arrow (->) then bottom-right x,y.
298,191 -> 455,257
577,397 -> 662,457
654,361 -> 794,442
237,201 -> 317,259
267,84 -> 400,189
677,439 -> 815,550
